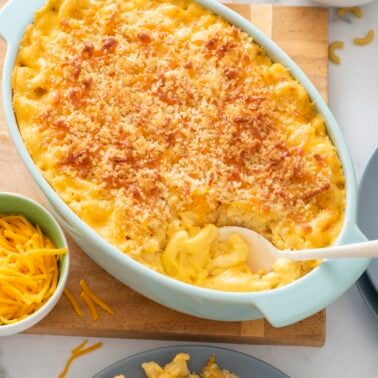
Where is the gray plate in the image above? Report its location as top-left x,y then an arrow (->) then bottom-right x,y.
356,273 -> 378,319
357,147 -> 378,315
366,260 -> 378,292
93,345 -> 288,378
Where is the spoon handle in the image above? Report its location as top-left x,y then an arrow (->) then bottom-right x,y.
280,240 -> 378,260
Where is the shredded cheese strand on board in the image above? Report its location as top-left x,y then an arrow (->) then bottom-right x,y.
0,215 -> 67,325
63,288 -> 83,317
80,291 -> 99,321
59,340 -> 103,378
79,279 -> 114,315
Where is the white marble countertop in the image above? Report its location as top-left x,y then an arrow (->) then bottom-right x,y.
0,1 -> 377,378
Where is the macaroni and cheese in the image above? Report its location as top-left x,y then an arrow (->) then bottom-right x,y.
115,353 -> 238,378
13,0 -> 345,292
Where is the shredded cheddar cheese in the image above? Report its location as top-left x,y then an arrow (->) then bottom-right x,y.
0,215 -> 67,325
59,340 -> 103,378
79,279 -> 114,315
64,288 -> 83,317
64,281 -> 114,319
71,339 -> 88,354
80,291 -> 99,321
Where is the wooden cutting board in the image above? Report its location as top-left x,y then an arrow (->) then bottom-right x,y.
0,2 -> 328,346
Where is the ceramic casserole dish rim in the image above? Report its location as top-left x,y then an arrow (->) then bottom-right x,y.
0,0 -> 370,327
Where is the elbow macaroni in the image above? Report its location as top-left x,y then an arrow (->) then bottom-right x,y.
162,224 -> 318,292
328,41 -> 344,65
337,7 -> 363,19
13,0 -> 345,293
353,30 -> 375,46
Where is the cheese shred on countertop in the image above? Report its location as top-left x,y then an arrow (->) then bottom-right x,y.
0,214 -> 67,325
59,340 -> 103,378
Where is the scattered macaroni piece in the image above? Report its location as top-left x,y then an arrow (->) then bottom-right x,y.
328,41 -> 344,64
79,279 -> 114,315
80,291 -> 99,321
337,7 -> 363,18
0,215 -> 67,325
63,288 -> 83,317
353,29 -> 375,46
59,340 -> 102,378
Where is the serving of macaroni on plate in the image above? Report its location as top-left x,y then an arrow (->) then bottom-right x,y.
12,0 -> 345,292
115,353 -> 238,378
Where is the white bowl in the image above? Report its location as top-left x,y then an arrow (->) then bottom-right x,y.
0,193 -> 69,337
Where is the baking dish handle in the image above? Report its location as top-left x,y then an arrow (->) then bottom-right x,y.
0,0 -> 35,42
253,224 -> 370,328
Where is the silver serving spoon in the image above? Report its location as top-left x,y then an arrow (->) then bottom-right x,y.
219,226 -> 378,272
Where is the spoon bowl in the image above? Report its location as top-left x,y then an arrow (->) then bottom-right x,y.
219,226 -> 277,272
219,226 -> 378,272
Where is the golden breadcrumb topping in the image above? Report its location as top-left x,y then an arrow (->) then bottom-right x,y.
13,0 -> 345,289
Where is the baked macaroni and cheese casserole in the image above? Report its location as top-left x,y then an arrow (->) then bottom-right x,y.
12,0 -> 346,292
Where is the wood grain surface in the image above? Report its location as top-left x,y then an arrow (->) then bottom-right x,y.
0,1 -> 328,346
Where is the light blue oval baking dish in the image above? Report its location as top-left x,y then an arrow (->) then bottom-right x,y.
0,0 -> 370,327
